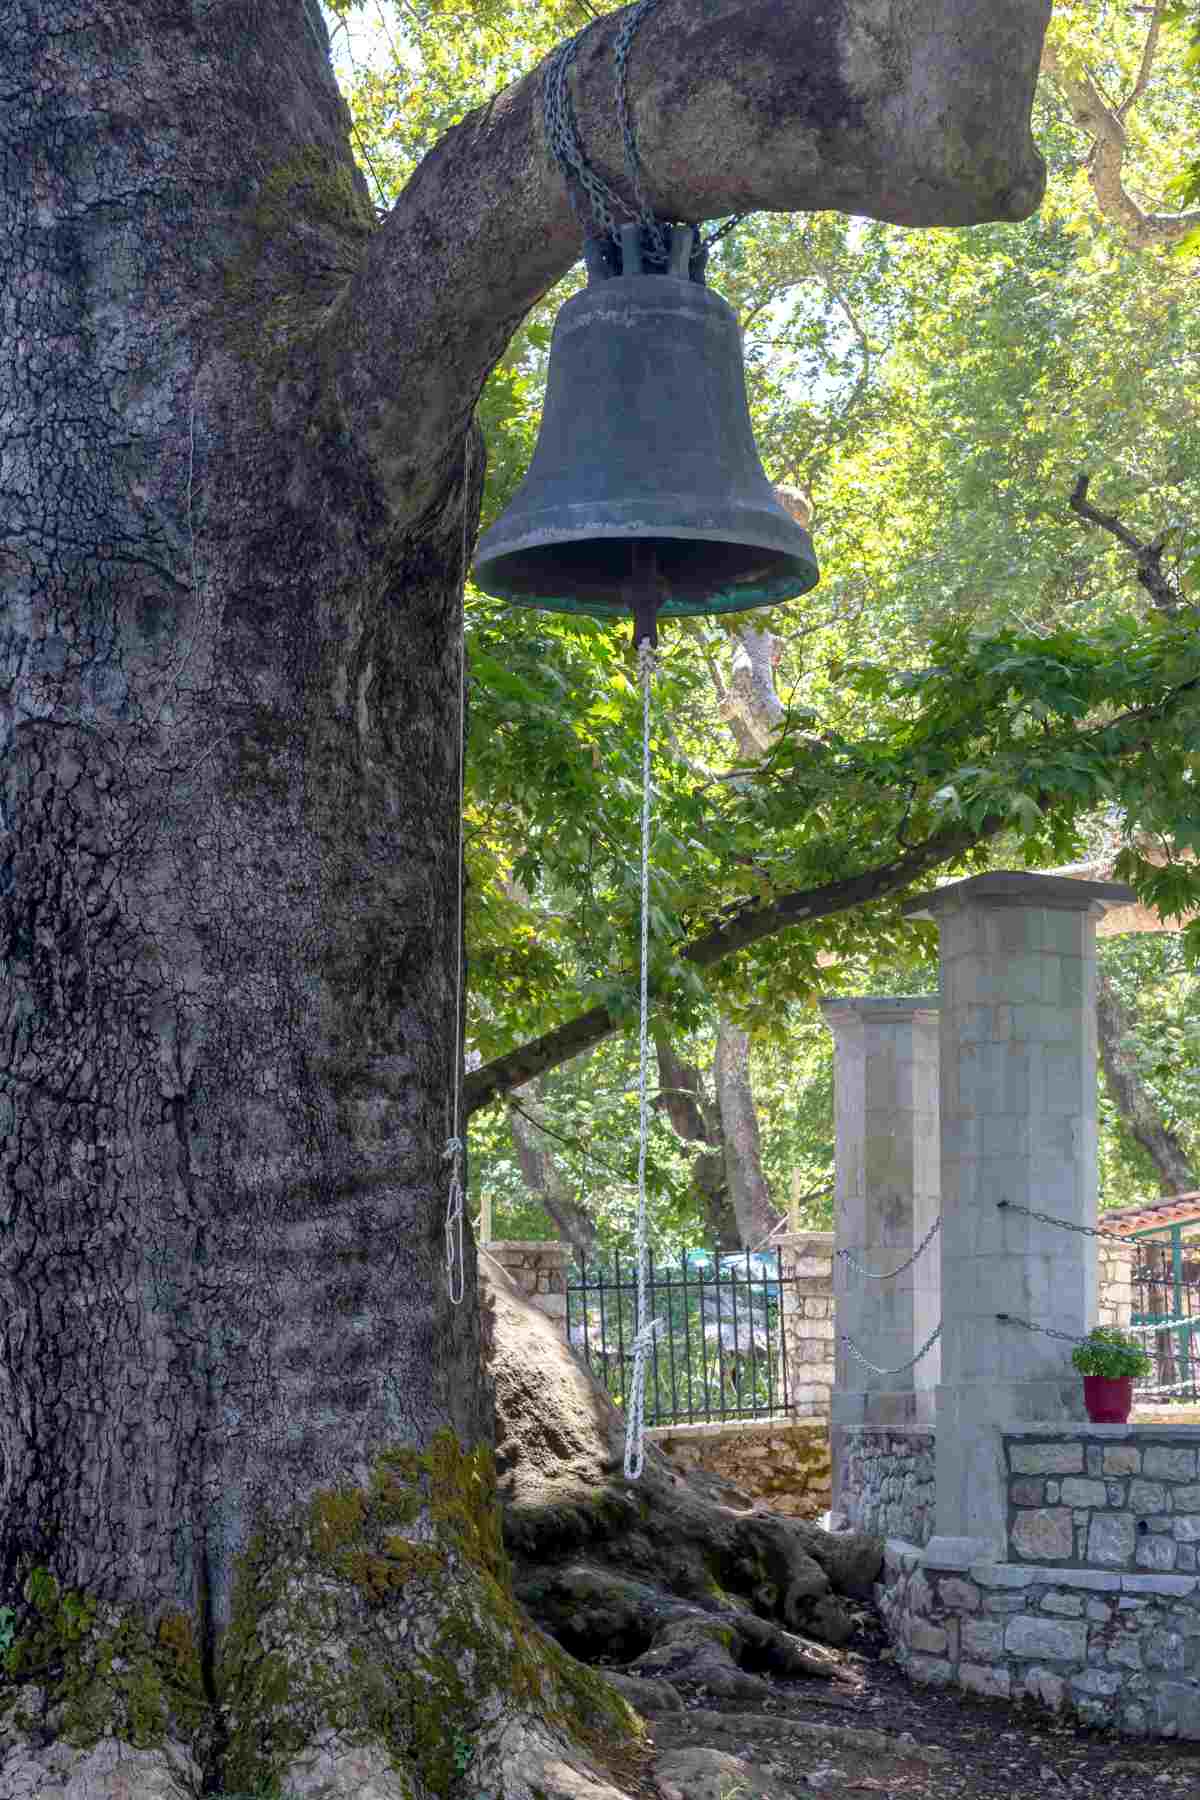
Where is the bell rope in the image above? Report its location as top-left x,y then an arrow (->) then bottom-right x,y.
624,634 -> 664,1480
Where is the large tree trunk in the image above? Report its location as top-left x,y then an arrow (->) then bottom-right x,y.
0,1 -> 1051,1793
1097,968 -> 1198,1193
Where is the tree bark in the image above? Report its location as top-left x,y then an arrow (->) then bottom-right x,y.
0,0 -> 1054,1791
714,1020 -> 785,1250
508,1093 -> 600,1259
654,1032 -> 741,1252
1097,969 -> 1199,1194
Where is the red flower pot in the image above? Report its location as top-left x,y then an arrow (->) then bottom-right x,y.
1083,1375 -> 1134,1424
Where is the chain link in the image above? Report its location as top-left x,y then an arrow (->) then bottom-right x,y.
841,1322 -> 942,1377
996,1198 -> 1132,1245
542,4 -> 746,270
995,1311 -> 1087,1344
838,1215 -> 941,1281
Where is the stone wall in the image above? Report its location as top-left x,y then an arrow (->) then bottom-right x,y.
645,1419 -> 832,1520
1006,1427 -> 1200,1573
779,1231 -> 835,1417
480,1241 -> 569,1321
836,1427 -> 934,1546
879,1541 -> 1200,1737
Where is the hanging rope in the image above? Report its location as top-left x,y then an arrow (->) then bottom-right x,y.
625,636 -> 664,1479
445,424 -> 473,1306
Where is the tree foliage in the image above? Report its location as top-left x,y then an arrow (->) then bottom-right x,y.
329,0 -> 1200,1252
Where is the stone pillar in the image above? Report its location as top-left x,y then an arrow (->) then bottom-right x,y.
903,871 -> 1133,1563
1098,1235 -> 1135,1330
777,1231 -> 835,1417
821,998 -> 941,1434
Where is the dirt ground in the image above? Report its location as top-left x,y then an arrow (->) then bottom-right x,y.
597,1602 -> 1200,1799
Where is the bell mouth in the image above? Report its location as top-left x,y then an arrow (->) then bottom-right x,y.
475,529 -> 819,619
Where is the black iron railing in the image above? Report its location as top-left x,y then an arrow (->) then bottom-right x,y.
565,1245 -> 797,1426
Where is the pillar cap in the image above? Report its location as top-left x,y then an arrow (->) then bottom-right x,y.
901,869 -> 1135,920
818,994 -> 939,1023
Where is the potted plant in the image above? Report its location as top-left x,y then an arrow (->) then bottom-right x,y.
1071,1327 -> 1152,1424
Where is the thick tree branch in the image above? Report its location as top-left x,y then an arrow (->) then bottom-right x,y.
464,812 -> 1007,1113
1041,31 -> 1200,250
1068,473 -> 1183,614
323,0 -> 1050,520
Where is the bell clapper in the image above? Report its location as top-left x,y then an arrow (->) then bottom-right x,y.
626,540 -> 665,649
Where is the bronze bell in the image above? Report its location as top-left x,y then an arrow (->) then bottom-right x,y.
473,225 -> 818,642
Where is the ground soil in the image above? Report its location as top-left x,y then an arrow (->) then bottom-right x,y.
593,1601 -> 1200,1799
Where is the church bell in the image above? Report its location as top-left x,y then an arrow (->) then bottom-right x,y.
472,225 -> 818,640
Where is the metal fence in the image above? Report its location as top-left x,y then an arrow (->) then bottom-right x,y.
1131,1237 -> 1200,1405
565,1245 -> 796,1426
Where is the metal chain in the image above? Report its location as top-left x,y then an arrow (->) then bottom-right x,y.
543,30 -> 628,244
542,4 -> 746,269
996,1198 -> 1132,1245
841,1322 -> 942,1377
838,1215 -> 941,1281
996,1312 -> 1087,1344
612,0 -> 671,265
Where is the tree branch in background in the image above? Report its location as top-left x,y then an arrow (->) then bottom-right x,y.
653,1031 -> 741,1251
1041,20 -> 1200,251
1068,472 -> 1184,614
507,1089 -> 600,1259
1097,967 -> 1199,1193
714,1019 -> 788,1248
464,810 -> 1009,1115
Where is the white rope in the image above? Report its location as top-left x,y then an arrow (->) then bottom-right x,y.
625,637 -> 663,1479
444,425 -> 472,1305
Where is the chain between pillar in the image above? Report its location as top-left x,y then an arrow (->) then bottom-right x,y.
841,1321 -> 942,1377
838,1214 -> 941,1280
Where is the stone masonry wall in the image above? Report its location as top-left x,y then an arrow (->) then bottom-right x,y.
879,1541 -> 1200,1738
644,1419 -> 832,1520
838,1428 -> 935,1546
1006,1428 -> 1200,1573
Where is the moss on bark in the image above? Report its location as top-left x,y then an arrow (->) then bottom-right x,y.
0,1429 -> 647,1798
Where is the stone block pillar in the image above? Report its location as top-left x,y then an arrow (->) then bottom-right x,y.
821,997 -> 941,1455
1098,1235 -> 1135,1330
777,1231 -> 835,1417
903,871 -> 1133,1563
